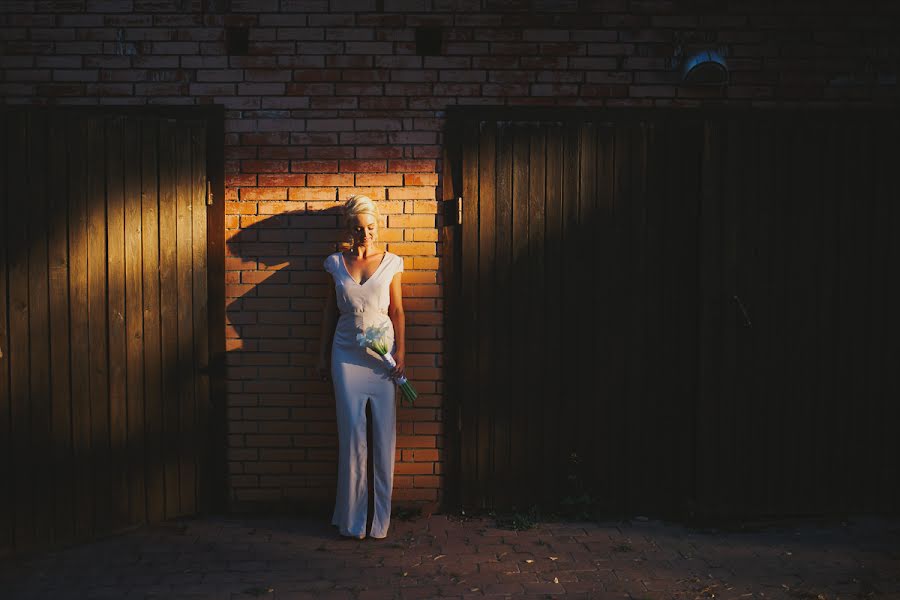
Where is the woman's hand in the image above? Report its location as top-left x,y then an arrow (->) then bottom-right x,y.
316,354 -> 331,383
391,350 -> 406,380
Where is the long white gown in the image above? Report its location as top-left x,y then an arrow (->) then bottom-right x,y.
324,250 -> 403,538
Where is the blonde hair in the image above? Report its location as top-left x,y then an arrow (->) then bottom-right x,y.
343,194 -> 380,228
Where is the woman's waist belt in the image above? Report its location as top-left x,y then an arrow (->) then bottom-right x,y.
340,308 -> 388,316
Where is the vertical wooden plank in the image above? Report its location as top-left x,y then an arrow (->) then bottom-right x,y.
742,117 -> 766,515
750,118 -> 777,514
886,119 -> 900,512
47,111 -> 74,544
68,116 -> 93,541
476,121 -> 496,509
770,118 -> 791,515
816,120 -> 840,515
559,122 -> 579,508
870,121 -> 894,512
795,119 -> 821,513
720,118 -> 740,514
525,127 -> 545,509
560,121 -> 591,504
158,119 -> 180,518
190,123 -> 210,512
851,119 -> 873,513
8,112 -> 34,552
174,124 -> 197,516
782,118 -> 801,513
142,119 -> 164,523
27,111 -> 53,547
106,116 -> 129,530
124,118 -> 146,524
459,120 -> 479,508
492,123 -> 512,509
87,115 -> 112,535
627,122 -> 650,511
0,111 -> 10,555
696,118 -> 723,518
509,126 -> 530,506
541,125 -> 563,507
593,123 -> 616,512
608,123 -> 630,512
642,119 -> 666,514
176,125 -> 197,516
833,120 -> 853,512
575,122 -> 596,505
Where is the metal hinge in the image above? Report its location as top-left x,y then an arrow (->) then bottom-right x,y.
206,179 -> 213,205
443,196 -> 462,225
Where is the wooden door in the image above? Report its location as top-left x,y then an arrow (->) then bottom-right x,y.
452,113 -> 702,516
0,108 -> 225,556
448,109 -> 900,519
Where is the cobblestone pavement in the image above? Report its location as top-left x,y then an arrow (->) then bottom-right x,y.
1,513 -> 898,599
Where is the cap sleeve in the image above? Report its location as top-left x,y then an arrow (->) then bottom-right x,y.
393,253 -> 404,275
323,253 -> 335,274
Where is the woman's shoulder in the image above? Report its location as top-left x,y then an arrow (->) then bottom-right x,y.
386,251 -> 404,272
323,252 -> 342,272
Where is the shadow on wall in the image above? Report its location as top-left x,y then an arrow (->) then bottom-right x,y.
225,207 -> 347,510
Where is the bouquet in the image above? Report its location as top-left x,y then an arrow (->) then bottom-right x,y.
357,323 -> 418,406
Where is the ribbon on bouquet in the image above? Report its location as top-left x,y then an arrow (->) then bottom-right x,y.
356,323 -> 418,405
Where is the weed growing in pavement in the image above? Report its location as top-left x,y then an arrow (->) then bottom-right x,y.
492,505 -> 541,531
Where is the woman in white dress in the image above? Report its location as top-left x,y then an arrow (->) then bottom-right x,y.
317,195 -> 406,539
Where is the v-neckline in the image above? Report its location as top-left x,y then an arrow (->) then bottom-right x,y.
340,251 -> 388,287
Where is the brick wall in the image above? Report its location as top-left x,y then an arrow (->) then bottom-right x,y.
2,0 -> 898,514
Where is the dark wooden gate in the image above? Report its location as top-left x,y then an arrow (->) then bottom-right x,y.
444,109 -> 900,519
0,108 -> 226,557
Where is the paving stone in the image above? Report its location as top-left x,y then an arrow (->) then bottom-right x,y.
0,515 -> 898,599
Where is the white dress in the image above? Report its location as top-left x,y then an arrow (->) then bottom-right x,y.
324,250 -> 403,538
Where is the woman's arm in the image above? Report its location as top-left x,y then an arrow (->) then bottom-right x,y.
317,278 -> 338,382
388,271 -> 406,379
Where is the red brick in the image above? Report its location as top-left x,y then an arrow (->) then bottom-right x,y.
413,475 -> 440,488
404,173 -> 438,186
258,174 -> 306,186
240,188 -> 287,201
388,160 -> 435,173
392,488 -> 437,501
227,174 -> 258,187
356,173 -> 403,186
388,187 -> 436,200
388,242 -> 435,256
290,160 -> 338,173
339,159 -> 386,172
307,173 -> 354,186
242,160 -> 289,173
356,146 -> 403,159
388,214 -> 434,228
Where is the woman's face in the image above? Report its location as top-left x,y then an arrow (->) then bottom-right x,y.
348,212 -> 378,247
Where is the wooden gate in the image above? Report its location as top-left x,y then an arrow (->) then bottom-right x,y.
444,109 -> 900,519
0,108 -> 226,556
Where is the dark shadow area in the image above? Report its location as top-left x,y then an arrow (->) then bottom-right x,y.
225,208 -> 341,516
443,107 -> 900,524
0,513 -> 897,599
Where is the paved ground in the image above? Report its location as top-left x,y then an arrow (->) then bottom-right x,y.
1,513 -> 898,599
